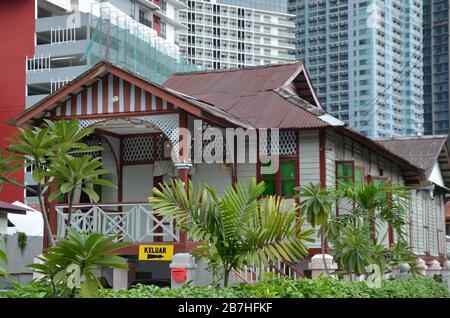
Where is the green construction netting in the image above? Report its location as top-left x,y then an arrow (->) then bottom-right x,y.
83,4 -> 198,84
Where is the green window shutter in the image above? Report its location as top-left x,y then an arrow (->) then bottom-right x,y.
337,162 -> 354,188
337,162 -> 354,178
281,160 -> 296,196
262,162 -> 276,195
262,176 -> 276,195
281,160 -> 295,178
373,178 -> 385,186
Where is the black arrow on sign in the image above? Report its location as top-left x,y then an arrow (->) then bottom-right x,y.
147,254 -> 164,259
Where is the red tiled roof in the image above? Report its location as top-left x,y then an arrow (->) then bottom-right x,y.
164,62 -> 329,129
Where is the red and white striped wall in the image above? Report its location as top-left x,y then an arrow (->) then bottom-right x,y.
51,74 -> 177,118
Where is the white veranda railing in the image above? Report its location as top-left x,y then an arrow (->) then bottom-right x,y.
234,259 -> 303,284
56,202 -> 180,243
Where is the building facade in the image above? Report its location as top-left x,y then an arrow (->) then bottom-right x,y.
288,0 -> 424,139
177,0 -> 296,70
0,1 -> 35,202
423,0 -> 450,136
10,61 -> 448,284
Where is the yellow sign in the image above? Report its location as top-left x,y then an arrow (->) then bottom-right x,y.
139,244 -> 174,261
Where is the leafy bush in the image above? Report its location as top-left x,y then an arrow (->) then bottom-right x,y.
24,230 -> 130,298
1,277 -> 448,298
104,277 -> 449,299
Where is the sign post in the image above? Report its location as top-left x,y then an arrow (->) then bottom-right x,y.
138,244 -> 174,261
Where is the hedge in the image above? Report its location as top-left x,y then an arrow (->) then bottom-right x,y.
1,277 -> 448,298
106,277 -> 449,298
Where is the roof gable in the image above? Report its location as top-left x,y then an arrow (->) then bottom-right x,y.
377,136 -> 450,186
9,62 -> 248,128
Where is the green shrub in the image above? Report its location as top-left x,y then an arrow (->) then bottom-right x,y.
104,277 -> 449,299
1,277 -> 448,298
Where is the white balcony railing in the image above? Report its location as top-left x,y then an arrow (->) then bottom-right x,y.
50,77 -> 73,93
51,26 -> 76,45
56,202 -> 180,243
26,54 -> 51,73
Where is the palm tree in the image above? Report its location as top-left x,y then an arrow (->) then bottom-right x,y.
341,181 -> 410,243
299,181 -> 411,279
149,178 -> 314,287
298,183 -> 336,274
46,155 -> 116,238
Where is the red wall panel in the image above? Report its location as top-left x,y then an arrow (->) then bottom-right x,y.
0,0 -> 35,202
153,16 -> 161,36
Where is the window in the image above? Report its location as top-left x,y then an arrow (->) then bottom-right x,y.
336,161 -> 364,188
25,185 -> 38,197
336,161 -> 354,188
161,22 -> 167,39
262,159 -> 297,197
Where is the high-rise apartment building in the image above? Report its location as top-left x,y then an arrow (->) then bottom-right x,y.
27,0 -> 191,108
423,0 -> 450,136
177,0 -> 296,70
289,0 -> 424,138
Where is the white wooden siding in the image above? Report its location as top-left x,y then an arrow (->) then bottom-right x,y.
299,131 -> 320,186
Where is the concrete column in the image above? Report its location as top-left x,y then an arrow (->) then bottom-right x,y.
32,255 -> 45,281
112,267 -> 128,290
170,253 -> 197,289
416,258 -> 427,277
175,162 -> 192,246
397,263 -> 411,280
389,265 -> 400,277
426,259 -> 442,278
309,254 -> 338,279
441,260 -> 450,292
112,258 -> 135,290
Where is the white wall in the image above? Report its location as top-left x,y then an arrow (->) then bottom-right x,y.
192,164 -> 232,195
101,137 -> 119,203
236,163 -> 256,184
299,131 -> 320,186
122,164 -> 154,202
0,214 -> 7,235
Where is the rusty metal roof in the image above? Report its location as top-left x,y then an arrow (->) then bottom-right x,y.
164,62 -> 329,129
0,201 -> 27,214
377,135 -> 450,183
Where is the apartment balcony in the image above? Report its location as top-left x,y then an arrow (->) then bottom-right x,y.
35,39 -> 89,57
36,12 -> 90,33
26,64 -> 89,85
